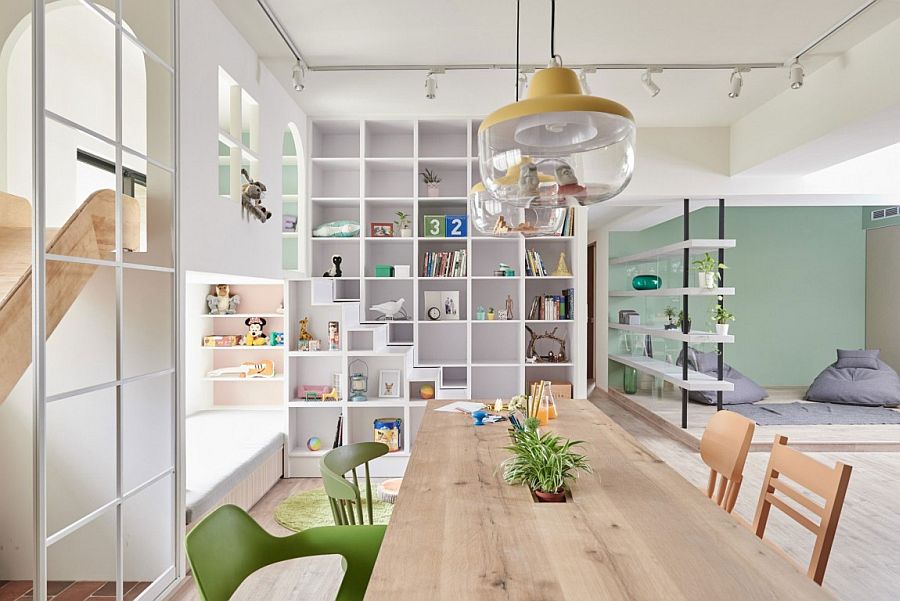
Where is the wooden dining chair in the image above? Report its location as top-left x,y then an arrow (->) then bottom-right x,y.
699,410 -> 755,513
750,435 -> 853,585
320,442 -> 389,526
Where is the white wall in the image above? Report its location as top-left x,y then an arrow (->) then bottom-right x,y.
179,0 -> 308,280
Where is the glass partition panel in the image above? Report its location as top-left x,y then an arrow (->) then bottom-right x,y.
124,153 -> 173,267
123,474 -> 175,597
47,509 -> 117,593
122,374 -> 173,491
123,0 -> 174,67
123,268 -> 173,378
123,37 -> 173,168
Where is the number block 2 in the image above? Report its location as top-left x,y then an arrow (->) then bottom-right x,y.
445,215 -> 467,238
423,215 -> 445,237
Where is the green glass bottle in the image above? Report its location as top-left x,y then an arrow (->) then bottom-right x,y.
623,366 -> 638,394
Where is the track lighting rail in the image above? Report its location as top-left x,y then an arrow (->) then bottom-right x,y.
303,62 -> 784,73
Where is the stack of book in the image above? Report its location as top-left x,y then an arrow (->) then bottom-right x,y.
553,207 -> 576,236
421,249 -> 467,277
525,249 -> 549,276
527,288 -> 574,320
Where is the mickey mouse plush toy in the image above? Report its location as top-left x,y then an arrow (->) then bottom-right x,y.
243,316 -> 269,346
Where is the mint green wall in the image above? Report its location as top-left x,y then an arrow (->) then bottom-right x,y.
609,207 -> 866,387
862,206 -> 900,230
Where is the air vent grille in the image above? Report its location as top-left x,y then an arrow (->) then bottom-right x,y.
871,206 -> 900,221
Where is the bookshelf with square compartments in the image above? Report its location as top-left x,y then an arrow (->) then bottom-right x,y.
286,118 -> 588,477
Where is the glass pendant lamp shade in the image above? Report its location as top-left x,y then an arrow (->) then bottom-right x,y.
473,62 -> 635,228
469,189 -> 569,236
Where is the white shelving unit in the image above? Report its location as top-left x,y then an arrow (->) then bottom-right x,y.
286,118 -> 588,477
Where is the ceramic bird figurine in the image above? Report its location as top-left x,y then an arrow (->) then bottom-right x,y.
518,162 -> 540,196
555,163 -> 586,197
369,298 -> 408,320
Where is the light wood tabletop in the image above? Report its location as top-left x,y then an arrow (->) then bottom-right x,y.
364,399 -> 836,600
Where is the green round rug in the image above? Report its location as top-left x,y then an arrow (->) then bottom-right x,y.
274,486 -> 393,532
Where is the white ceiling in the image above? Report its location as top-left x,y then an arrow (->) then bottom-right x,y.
215,0 -> 900,126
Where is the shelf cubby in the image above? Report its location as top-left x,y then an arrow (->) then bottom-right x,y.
472,365 -> 521,400
365,159 -> 414,198
418,326 -> 467,366
365,120 -> 414,158
288,406 -> 343,455
310,161 -> 360,198
364,279 -> 414,322
364,239 -> 413,277
386,322 -> 414,346
471,278 -> 518,319
311,240 -> 360,279
472,238 -> 519,276
311,120 -> 361,159
418,279 -> 468,320
418,158 -> 469,198
472,321 -> 520,365
418,120 -> 468,158
440,366 -> 468,389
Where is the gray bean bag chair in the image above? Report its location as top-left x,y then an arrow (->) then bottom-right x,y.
677,348 -> 768,405
806,350 -> 900,407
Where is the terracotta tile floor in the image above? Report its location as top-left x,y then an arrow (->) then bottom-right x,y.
0,581 -> 149,601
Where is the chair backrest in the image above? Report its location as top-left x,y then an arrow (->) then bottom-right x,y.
320,442 -> 389,525
185,504 -> 385,601
751,435 -> 852,585
699,410 -> 755,513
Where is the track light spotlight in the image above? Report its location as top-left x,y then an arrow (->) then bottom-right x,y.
641,67 -> 662,97
517,71 -> 528,99
291,59 -> 306,92
578,68 -> 595,95
424,70 -> 439,100
728,68 -> 746,98
789,60 -> 804,89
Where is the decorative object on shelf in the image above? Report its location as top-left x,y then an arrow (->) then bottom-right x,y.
369,298 -> 408,320
423,214 -> 446,237
663,306 -> 678,330
312,219 -> 360,238
374,417 -> 403,452
298,317 -> 313,342
506,295 -> 514,319
308,340 -> 321,351
283,214 -> 298,233
475,306 -> 486,321
370,222 -> 394,237
501,424 -> 591,503
331,372 -> 343,400
207,359 -> 276,379
427,306 -> 442,321
394,211 -> 412,237
374,264 -> 395,277
379,369 -> 401,398
445,215 -> 467,238
348,359 -> 369,402
276,300 -> 284,314
692,252 -> 726,289
623,366 -> 638,394
420,168 -> 441,197
328,321 -> 340,351
206,284 -> 240,315
487,307 -> 495,320
240,168 -> 271,223
418,383 -> 435,400
530,380 -> 573,400
712,303 -> 734,336
424,290 -> 459,320
677,311 -> 692,333
242,317 -> 268,346
393,264 -> 411,278
269,331 -> 284,347
202,335 -> 238,347
631,274 -> 662,290
306,437 -> 322,452
526,325 -> 568,363
321,388 -> 339,402
298,385 -> 333,401
618,309 -> 640,325
322,254 -> 343,277
497,310 -> 508,320
472,409 -> 488,426
494,262 -> 516,277
552,252 -> 572,277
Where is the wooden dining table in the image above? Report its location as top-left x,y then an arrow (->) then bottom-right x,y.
364,399 -> 836,600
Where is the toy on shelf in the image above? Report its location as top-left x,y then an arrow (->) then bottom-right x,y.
207,359 -> 275,379
369,298 -> 408,321
552,252 -> 572,277
240,168 -> 271,223
307,437 -> 322,451
506,294 -> 514,319
298,317 -> 313,342
206,284 -> 240,315
269,331 -> 284,347
323,254 -> 343,277
493,263 -> 516,277
476,306 -> 486,321
241,317 -> 269,346
203,335 -> 238,347
276,300 -> 285,314
374,417 -> 403,452
322,388 -> 340,402
297,385 -> 337,401
525,325 -> 568,363
283,214 -> 298,233
313,220 -> 360,238
328,321 -> 340,350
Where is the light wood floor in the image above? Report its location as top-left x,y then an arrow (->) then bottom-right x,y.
169,392 -> 900,601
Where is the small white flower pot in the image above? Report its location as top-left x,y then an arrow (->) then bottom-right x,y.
426,183 -> 440,197
400,227 -> 412,238
715,323 -> 730,336
698,271 -> 716,289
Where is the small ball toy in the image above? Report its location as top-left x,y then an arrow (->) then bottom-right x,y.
307,436 -> 322,451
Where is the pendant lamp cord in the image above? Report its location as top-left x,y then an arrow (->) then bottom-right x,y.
515,0 -> 521,101
550,0 -> 558,62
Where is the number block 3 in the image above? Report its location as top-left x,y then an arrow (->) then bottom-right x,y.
423,215 -> 445,237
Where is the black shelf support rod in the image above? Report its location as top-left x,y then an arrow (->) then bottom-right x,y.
717,198 -> 725,412
682,198 -> 690,429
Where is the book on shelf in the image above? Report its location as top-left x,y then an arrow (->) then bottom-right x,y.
555,207 -> 575,237
527,288 -> 574,320
421,249 -> 467,277
524,249 -> 549,276
332,415 -> 343,449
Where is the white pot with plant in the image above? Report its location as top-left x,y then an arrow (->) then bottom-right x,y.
394,210 -> 412,238
420,168 -> 441,197
712,303 -> 734,336
692,252 -> 726,289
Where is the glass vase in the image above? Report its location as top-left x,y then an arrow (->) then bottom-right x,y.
623,367 -> 638,394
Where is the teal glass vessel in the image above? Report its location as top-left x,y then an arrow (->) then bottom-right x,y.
631,274 -> 662,290
623,367 -> 638,394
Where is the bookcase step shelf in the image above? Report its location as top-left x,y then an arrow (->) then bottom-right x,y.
609,354 -> 735,392
608,322 -> 734,343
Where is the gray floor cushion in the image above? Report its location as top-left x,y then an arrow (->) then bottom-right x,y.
677,348 -> 769,405
806,357 -> 900,407
731,402 -> 900,426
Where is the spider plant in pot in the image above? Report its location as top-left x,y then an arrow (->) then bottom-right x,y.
711,304 -> 734,336
663,306 -> 678,330
394,210 -> 412,237
420,168 -> 442,197
691,252 -> 726,289
676,310 -> 692,333
501,428 -> 592,503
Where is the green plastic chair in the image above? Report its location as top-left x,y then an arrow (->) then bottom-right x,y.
320,442 -> 389,526
185,504 -> 385,601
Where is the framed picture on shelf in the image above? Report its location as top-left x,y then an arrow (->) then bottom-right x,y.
379,369 -> 401,398
370,222 -> 394,238
424,290 -> 460,320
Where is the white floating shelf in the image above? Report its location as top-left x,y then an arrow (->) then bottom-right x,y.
526,362 -> 574,367
201,346 -> 284,351
609,354 -> 734,392
609,287 -> 735,297
609,239 -> 737,265
525,275 -> 574,280
201,313 -> 284,318
202,376 -> 285,382
526,319 -> 573,324
289,400 -> 343,408
288,350 -> 342,357
608,322 -> 734,343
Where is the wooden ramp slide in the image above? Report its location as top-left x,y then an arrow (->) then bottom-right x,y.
0,190 -> 140,404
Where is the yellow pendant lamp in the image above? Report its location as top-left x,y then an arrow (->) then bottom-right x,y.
470,0 -> 636,235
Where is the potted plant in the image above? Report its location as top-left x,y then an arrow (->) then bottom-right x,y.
663,306 -> 678,330
676,310 -> 692,333
420,168 -> 441,197
711,304 -> 734,336
691,252 -> 726,289
394,210 -> 412,237
501,428 -> 591,502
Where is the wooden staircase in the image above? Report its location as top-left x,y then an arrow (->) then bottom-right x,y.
0,190 -> 141,403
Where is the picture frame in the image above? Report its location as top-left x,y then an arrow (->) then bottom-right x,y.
308,339 -> 321,351
328,320 -> 340,350
370,222 -> 394,238
379,369 -> 401,398
423,290 -> 460,320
